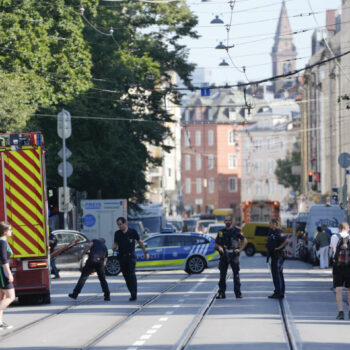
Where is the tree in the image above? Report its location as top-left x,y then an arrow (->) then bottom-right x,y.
0,1 -> 198,201
275,150 -> 301,192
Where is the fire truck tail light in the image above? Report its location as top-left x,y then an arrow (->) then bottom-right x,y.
28,261 -> 48,269
273,201 -> 279,206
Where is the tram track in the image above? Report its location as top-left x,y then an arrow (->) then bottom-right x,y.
0,271 -> 156,341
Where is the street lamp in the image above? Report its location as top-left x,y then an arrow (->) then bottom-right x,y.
210,15 -> 224,24
219,59 -> 229,66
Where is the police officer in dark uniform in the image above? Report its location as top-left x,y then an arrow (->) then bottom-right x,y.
69,238 -> 110,301
112,217 -> 149,301
215,216 -> 248,299
266,218 -> 288,299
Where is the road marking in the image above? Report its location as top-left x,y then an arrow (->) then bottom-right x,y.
178,299 -> 185,302
140,334 -> 152,340
165,310 -> 174,315
127,347 -> 138,350
146,329 -> 157,334
159,317 -> 168,321
152,324 -> 163,329
172,304 -> 181,308
132,340 -> 145,346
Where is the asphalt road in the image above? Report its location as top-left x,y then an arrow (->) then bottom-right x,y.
0,254 -> 349,349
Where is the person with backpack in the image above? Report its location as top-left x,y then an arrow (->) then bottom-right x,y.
68,237 -> 110,301
330,222 -> 350,320
314,226 -> 330,269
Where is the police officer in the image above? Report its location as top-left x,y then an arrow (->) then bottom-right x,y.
112,217 -> 149,301
69,238 -> 110,301
266,218 -> 288,299
215,216 -> 247,299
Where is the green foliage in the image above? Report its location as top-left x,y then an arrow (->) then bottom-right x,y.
0,0 -> 198,201
0,70 -> 38,132
275,150 -> 301,192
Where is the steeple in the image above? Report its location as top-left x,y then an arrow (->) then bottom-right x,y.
271,1 -> 297,97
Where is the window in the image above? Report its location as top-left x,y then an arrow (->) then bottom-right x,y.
255,160 -> 263,174
208,154 -> 214,170
228,130 -> 237,145
164,235 -> 182,247
196,178 -> 202,194
228,177 -> 237,192
266,138 -> 272,150
228,154 -> 237,169
243,160 -> 251,174
185,155 -> 191,170
146,236 -> 165,248
229,109 -> 237,121
184,131 -> 191,147
255,226 -> 270,236
255,181 -> 263,195
185,109 -> 190,122
196,154 -> 202,170
209,178 -> 214,193
268,180 -> 275,194
195,130 -> 201,146
267,159 -> 275,174
196,108 -> 201,121
168,168 -> 171,177
185,178 -> 191,194
279,137 -> 284,149
208,130 -> 214,146
254,138 -> 263,151
208,108 -> 213,121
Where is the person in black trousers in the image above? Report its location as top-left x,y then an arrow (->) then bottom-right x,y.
266,218 -> 288,299
214,216 -> 247,299
113,217 -> 149,301
69,238 -> 110,301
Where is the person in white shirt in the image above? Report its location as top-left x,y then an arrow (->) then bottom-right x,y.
330,222 -> 350,320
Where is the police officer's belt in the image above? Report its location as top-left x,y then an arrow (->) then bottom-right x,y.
225,249 -> 234,253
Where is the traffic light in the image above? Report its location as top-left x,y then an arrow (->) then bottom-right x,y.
58,186 -> 70,212
308,171 -> 313,182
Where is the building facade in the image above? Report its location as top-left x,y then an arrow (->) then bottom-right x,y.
181,88 -> 258,221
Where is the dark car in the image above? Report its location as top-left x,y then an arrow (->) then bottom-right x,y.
52,230 -> 90,271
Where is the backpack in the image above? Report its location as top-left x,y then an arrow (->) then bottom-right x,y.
334,234 -> 350,267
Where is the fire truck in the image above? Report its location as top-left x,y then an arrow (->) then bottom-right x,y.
0,132 -> 51,304
241,200 -> 280,223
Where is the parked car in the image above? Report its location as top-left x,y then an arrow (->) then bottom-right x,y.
51,230 -> 90,271
195,220 -> 217,234
207,223 -> 226,239
183,218 -> 198,232
166,216 -> 183,232
105,232 -> 220,276
241,223 -> 270,256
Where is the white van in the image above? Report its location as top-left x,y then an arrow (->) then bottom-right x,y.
305,204 -> 346,262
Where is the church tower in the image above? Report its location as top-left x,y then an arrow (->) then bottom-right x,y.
271,0 -> 297,97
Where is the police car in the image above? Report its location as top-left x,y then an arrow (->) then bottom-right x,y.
105,232 -> 219,276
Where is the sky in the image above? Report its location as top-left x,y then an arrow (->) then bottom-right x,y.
182,0 -> 342,87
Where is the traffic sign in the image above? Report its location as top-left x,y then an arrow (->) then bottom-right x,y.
201,87 -> 210,97
338,152 -> 350,168
57,109 -> 72,139
58,162 -> 73,177
57,147 -> 72,160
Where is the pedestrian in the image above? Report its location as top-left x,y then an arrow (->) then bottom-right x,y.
266,218 -> 288,299
69,238 -> 110,301
214,215 -> 247,299
314,226 -> 330,269
49,230 -> 60,279
312,226 -> 322,265
112,217 -> 149,301
0,222 -> 15,329
330,222 -> 350,320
